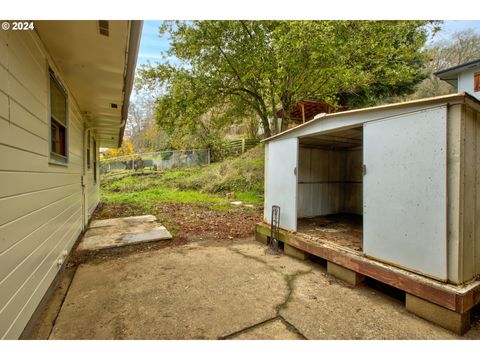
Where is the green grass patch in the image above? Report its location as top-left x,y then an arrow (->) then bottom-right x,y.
234,191 -> 263,205
102,186 -> 227,208
100,145 -> 265,212
208,203 -> 233,212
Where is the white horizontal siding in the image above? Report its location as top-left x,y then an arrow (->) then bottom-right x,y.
0,171 -> 78,198
0,202 -> 81,303
9,99 -> 48,140
0,183 -> 80,226
0,210 -> 82,339
0,91 -> 8,120
0,117 -> 48,156
0,29 -> 100,339
0,193 -> 79,254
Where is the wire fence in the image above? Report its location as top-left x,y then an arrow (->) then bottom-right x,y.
225,139 -> 260,156
100,149 -> 210,175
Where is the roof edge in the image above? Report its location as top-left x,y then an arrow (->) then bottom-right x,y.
262,92 -> 480,143
118,20 -> 143,148
434,58 -> 480,77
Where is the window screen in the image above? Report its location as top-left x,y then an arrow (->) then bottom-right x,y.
49,71 -> 68,163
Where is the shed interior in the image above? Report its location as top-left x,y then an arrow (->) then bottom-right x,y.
297,126 -> 363,251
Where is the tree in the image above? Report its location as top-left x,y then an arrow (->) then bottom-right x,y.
409,29 -> 480,99
138,20 -> 437,137
102,138 -> 134,159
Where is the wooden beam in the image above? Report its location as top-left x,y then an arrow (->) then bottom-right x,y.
256,223 -> 480,313
301,103 -> 305,123
300,135 -> 362,146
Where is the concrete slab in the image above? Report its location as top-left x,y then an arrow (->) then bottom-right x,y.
228,318 -> 304,340
77,215 -> 172,251
49,241 -> 290,339
44,238 -> 480,340
279,270 -> 459,339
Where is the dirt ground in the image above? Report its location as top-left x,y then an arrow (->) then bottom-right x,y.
297,214 -> 363,251
27,236 -> 480,340
93,201 -> 261,241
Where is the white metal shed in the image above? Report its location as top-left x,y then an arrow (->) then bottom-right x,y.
262,93 -> 480,286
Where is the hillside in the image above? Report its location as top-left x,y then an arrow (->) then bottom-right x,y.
95,145 -> 265,240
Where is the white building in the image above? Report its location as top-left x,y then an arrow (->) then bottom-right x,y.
435,59 -> 480,99
257,93 -> 480,334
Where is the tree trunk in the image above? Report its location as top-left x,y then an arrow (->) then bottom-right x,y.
281,113 -> 289,132
280,93 -> 292,132
260,114 -> 271,138
269,81 -> 278,134
280,102 -> 291,132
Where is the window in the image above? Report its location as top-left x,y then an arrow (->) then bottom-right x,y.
86,130 -> 91,169
93,139 -> 97,183
475,72 -> 480,93
49,70 -> 68,164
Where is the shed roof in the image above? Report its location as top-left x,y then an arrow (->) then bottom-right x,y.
262,92 -> 480,143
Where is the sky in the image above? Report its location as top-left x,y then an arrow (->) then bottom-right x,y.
137,20 -> 480,68
136,20 -> 168,66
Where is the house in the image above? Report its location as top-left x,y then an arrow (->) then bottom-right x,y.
256,92 -> 480,334
0,20 -> 142,339
435,58 -> 480,100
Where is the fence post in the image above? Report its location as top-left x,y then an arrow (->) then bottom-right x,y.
131,155 -> 134,173
241,139 -> 246,154
207,149 -> 211,164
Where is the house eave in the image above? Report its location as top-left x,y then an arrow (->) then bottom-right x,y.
118,20 -> 142,148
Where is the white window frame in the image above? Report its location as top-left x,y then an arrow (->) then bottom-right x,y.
48,68 -> 69,166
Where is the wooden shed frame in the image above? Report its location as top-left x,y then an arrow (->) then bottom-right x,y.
257,93 -> 480,334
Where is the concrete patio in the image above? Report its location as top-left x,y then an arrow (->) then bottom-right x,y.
27,237 -> 480,340
77,215 -> 172,251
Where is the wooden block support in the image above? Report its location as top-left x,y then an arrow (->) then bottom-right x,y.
255,231 -> 268,245
406,294 -> 470,335
255,222 -> 480,315
284,243 -> 308,260
327,261 -> 365,286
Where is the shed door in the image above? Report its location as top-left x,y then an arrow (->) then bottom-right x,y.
265,137 -> 298,231
363,106 -> 447,280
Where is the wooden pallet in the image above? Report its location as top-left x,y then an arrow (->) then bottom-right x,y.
256,222 -> 480,335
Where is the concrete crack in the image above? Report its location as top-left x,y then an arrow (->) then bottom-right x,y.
219,316 -> 279,339
278,315 -> 308,340
228,247 -> 283,274
222,247 -> 311,339
276,270 -> 312,313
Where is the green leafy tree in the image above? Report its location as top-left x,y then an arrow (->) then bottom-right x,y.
138,20 -> 437,137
